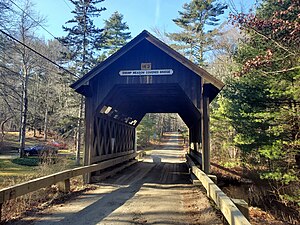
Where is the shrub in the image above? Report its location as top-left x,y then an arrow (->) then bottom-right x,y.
12,157 -> 39,166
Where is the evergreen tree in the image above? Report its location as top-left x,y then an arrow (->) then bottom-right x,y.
59,0 -> 106,165
101,11 -> 131,56
59,0 -> 106,74
169,0 -> 227,66
224,0 -> 300,209
229,0 -> 300,171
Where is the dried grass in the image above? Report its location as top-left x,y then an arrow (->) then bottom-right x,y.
0,156 -> 89,223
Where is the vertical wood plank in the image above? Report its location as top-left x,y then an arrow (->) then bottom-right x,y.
202,95 -> 210,174
84,95 -> 92,183
134,128 -> 137,152
96,117 -> 102,156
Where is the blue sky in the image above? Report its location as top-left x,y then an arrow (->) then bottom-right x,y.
28,0 -> 256,40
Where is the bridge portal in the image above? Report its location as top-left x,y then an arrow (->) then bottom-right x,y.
71,30 -> 224,182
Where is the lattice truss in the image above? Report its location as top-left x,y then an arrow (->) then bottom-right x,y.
92,115 -> 135,157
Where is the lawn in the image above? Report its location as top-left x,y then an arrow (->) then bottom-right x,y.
0,155 -> 82,188
0,158 -> 38,187
0,131 -> 80,188
0,158 -> 37,176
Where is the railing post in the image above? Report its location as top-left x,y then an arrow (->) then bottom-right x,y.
232,198 -> 250,220
208,174 -> 217,183
0,203 -> 2,222
57,179 -> 71,193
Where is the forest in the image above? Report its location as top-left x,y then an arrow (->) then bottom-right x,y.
0,0 -> 299,224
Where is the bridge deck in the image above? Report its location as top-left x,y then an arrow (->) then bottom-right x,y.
14,133 -> 221,225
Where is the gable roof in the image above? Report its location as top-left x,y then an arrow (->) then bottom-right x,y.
70,30 -> 224,91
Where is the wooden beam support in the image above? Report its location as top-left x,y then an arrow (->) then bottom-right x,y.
91,159 -> 137,182
134,128 -> 137,152
189,148 -> 202,166
91,150 -> 135,164
0,203 -> 2,222
92,115 -> 135,163
232,198 -> 250,220
57,179 -> 71,193
208,174 -> 217,184
202,95 -> 210,174
84,97 -> 93,184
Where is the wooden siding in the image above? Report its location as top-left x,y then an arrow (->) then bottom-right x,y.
91,115 -> 135,163
71,30 -> 224,91
89,39 -> 202,117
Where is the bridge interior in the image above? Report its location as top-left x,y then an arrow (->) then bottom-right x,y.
97,83 -> 201,128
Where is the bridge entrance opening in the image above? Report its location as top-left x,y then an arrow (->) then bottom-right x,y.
71,30 -> 224,183
136,113 -> 187,147
136,113 -> 187,164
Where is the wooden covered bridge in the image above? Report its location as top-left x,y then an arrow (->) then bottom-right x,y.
0,30 -> 251,225
70,30 -> 224,182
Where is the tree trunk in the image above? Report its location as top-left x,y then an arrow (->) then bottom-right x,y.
43,107 -> 48,141
0,117 -> 12,143
43,78 -> 50,141
75,96 -> 84,166
19,66 -> 29,158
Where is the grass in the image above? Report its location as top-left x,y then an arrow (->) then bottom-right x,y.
0,157 -> 84,190
0,159 -> 36,177
12,157 -> 40,166
0,155 -> 87,223
0,131 -> 81,187
0,131 -> 88,222
0,155 -> 82,181
0,158 -> 37,191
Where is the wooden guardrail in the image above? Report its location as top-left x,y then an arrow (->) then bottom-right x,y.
0,152 -> 137,221
186,154 -> 251,225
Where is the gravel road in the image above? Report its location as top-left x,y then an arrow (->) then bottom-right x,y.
15,132 -> 222,225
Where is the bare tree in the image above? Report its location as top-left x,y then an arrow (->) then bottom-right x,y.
9,0 -> 45,157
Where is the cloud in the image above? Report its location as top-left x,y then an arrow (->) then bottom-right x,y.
155,0 -> 161,25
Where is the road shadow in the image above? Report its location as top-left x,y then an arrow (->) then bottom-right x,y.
13,132 -> 191,225
34,160 -> 190,225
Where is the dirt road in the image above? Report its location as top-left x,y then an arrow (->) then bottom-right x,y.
16,133 -> 222,225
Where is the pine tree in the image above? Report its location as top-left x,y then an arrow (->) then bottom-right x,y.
224,0 -> 300,208
101,11 -> 131,56
229,0 -> 300,172
60,0 -> 106,74
169,0 -> 227,66
59,0 -> 106,165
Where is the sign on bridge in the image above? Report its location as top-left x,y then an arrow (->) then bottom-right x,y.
119,69 -> 173,76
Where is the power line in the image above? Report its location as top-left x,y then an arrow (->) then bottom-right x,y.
0,28 -> 78,78
3,0 -> 78,77
8,0 -> 59,40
